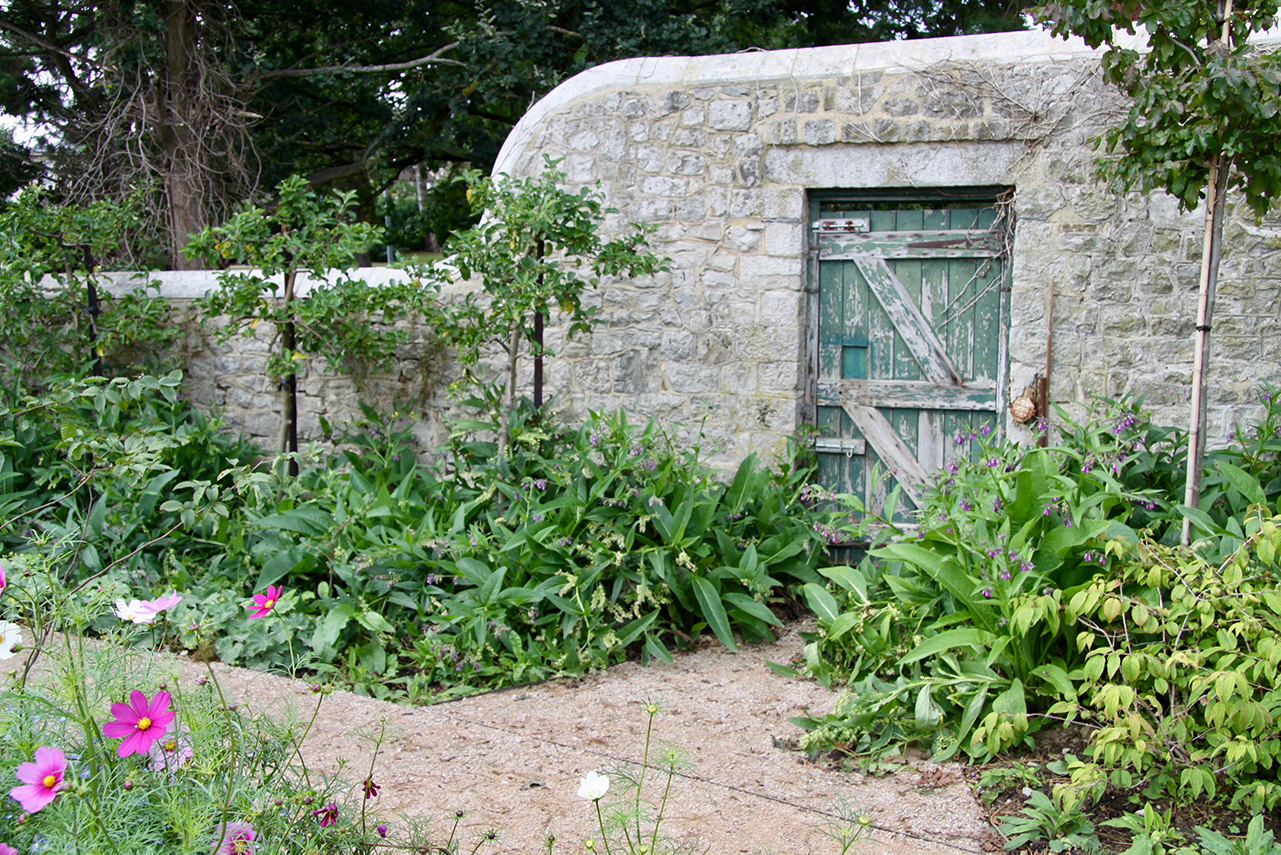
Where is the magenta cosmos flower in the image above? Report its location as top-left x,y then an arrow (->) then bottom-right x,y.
102,690 -> 174,758
312,802 -> 338,828
247,585 -> 283,619
215,820 -> 256,855
10,745 -> 68,813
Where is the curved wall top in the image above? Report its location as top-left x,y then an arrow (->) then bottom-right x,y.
494,29 -> 1128,177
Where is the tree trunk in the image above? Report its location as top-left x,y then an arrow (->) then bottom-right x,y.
159,0 -> 205,270
1181,154 -> 1231,546
498,325 -> 522,457
282,269 -> 300,477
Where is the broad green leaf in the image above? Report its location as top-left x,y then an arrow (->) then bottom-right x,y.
1031,663 -> 1078,701
898,627 -> 996,665
722,592 -> 782,627
1216,460 -> 1268,508
800,582 -> 840,624
691,575 -> 737,651
644,634 -> 673,664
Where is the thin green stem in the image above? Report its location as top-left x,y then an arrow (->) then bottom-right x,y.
205,662 -> 243,855
594,800 -> 615,855
285,690 -> 325,790
275,609 -> 298,676
649,767 -> 676,855
636,709 -> 655,845
359,718 -> 389,835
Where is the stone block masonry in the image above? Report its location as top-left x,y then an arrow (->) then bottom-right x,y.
493,30 -> 1281,458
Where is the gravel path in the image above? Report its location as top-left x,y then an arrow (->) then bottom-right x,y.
5,623 -> 997,854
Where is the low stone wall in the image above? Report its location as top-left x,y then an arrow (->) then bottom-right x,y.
99,269 -> 453,453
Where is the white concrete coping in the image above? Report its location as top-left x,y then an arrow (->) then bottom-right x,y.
47,267 -> 433,300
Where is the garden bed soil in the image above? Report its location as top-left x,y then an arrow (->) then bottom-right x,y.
5,623 -> 998,854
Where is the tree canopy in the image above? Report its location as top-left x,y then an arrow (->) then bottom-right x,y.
0,0 -> 1025,268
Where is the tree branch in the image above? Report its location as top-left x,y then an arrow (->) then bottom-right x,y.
0,16 -> 113,73
259,42 -> 465,79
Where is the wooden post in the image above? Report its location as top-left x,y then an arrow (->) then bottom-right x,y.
1181,155 -> 1230,546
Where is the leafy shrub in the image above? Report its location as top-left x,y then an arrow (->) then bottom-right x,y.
0,185 -> 179,385
794,404 -> 1159,762
795,393 -> 1281,821
1060,513 -> 1281,810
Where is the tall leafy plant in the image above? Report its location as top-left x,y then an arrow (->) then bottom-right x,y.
0,185 -> 177,385
186,175 -> 439,472
1031,0 -> 1281,543
432,158 -> 666,454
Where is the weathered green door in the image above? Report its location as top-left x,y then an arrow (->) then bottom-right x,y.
810,193 -> 1010,516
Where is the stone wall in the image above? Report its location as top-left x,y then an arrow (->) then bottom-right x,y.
115,30 -> 1281,463
491,29 -> 1281,460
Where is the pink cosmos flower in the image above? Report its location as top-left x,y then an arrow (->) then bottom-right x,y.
0,562 -> 6,596
102,690 -> 174,758
215,820 -> 256,855
9,746 -> 68,813
247,585 -> 283,619
0,842 -> 18,855
148,723 -> 193,774
312,802 -> 338,827
142,591 -> 182,616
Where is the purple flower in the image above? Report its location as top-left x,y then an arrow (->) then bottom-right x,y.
313,803 -> 338,828
981,588 -> 993,598
980,424 -> 992,436
1020,561 -> 1034,573
533,479 -> 547,490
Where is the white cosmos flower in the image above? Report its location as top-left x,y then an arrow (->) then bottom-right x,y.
0,620 -> 21,659
577,770 -> 609,801
113,598 -> 157,625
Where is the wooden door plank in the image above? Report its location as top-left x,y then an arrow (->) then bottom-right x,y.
818,229 -> 1003,259
817,379 -> 997,410
849,255 -> 964,387
842,403 -> 929,506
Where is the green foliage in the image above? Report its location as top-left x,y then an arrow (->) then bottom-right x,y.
1062,514 -> 1281,811
1191,815 -> 1281,855
187,174 -> 437,380
0,185 -> 179,385
3,372 -> 843,702
430,159 -> 666,449
186,175 -> 441,457
378,168 -> 479,255
794,405 -> 1162,764
1103,803 -> 1188,855
999,787 -> 1101,853
797,392 -> 1281,824
1032,0 -> 1281,217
